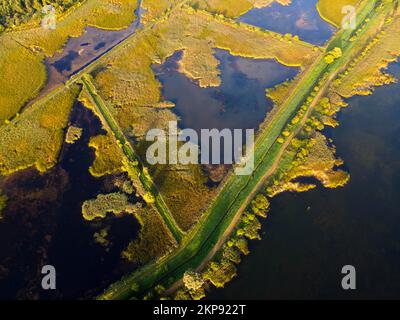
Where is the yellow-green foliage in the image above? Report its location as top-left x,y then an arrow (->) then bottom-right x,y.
233,237 -> 250,255
89,133 -> 125,177
0,35 -> 47,122
95,4 -> 317,132
182,270 -> 206,300
94,228 -> 110,247
78,85 -> 102,118
222,244 -> 242,264
0,0 -> 137,122
334,15 -> 400,97
0,86 -> 79,175
175,7 -> 318,71
82,192 -> 139,221
178,39 -> 222,87
250,194 -> 270,218
0,189 -> 7,219
174,288 -> 192,300
141,0 -> 181,23
288,132 -> 350,188
189,0 -> 253,18
151,164 -> 215,231
251,0 -> 291,8
93,3 -> 317,231
183,270 -> 205,291
12,0 -> 138,56
0,0 -> 84,29
236,212 -> 262,240
122,206 -> 177,265
93,35 -> 177,136
203,259 -> 237,288
267,80 -> 293,106
317,0 -> 360,27
324,47 -> 342,64
65,125 -> 82,144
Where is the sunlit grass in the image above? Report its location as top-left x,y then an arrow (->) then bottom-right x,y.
317,0 -> 360,27
89,133 -> 125,177
0,86 -> 79,175
334,12 -> 400,97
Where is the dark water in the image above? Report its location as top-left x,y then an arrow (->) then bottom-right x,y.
41,0 -> 143,96
0,102 -> 140,299
238,0 -> 335,46
209,62 -> 400,299
154,50 -> 299,133
45,102 -> 140,299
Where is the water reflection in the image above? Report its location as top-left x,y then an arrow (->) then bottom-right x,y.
209,62 -> 400,299
154,50 -> 299,133
238,0 -> 335,46
42,0 -> 144,96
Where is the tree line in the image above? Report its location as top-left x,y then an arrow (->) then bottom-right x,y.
0,0 -> 81,31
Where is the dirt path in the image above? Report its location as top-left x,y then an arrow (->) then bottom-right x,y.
189,1 -> 388,289
81,76 -> 184,242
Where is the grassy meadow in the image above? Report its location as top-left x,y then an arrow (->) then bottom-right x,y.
0,85 -> 79,175
317,0 -> 361,27
0,0 -> 138,124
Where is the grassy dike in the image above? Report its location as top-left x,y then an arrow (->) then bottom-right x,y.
99,0 -> 385,300
81,75 -> 184,243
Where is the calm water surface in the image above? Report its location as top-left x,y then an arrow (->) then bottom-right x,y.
40,0 -> 143,96
210,62 -> 400,299
154,50 -> 299,133
238,0 -> 335,46
0,102 -> 140,299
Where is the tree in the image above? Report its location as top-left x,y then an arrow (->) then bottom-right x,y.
183,271 -> 204,292
325,47 -> 342,64
223,245 -> 241,264
251,194 -> 270,218
183,270 -> 205,300
143,192 -> 155,204
203,259 -> 237,288
234,238 -> 250,255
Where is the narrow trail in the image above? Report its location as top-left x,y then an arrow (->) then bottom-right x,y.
103,0 -> 387,299
81,76 -> 184,243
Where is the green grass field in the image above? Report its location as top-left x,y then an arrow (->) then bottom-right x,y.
81,76 -> 184,243
99,0 -> 387,300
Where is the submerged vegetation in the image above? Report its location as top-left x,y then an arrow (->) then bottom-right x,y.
65,125 -> 82,144
189,0 -> 291,19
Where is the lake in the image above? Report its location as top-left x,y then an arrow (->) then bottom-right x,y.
209,62 -> 400,299
154,49 -> 299,134
238,0 -> 335,46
